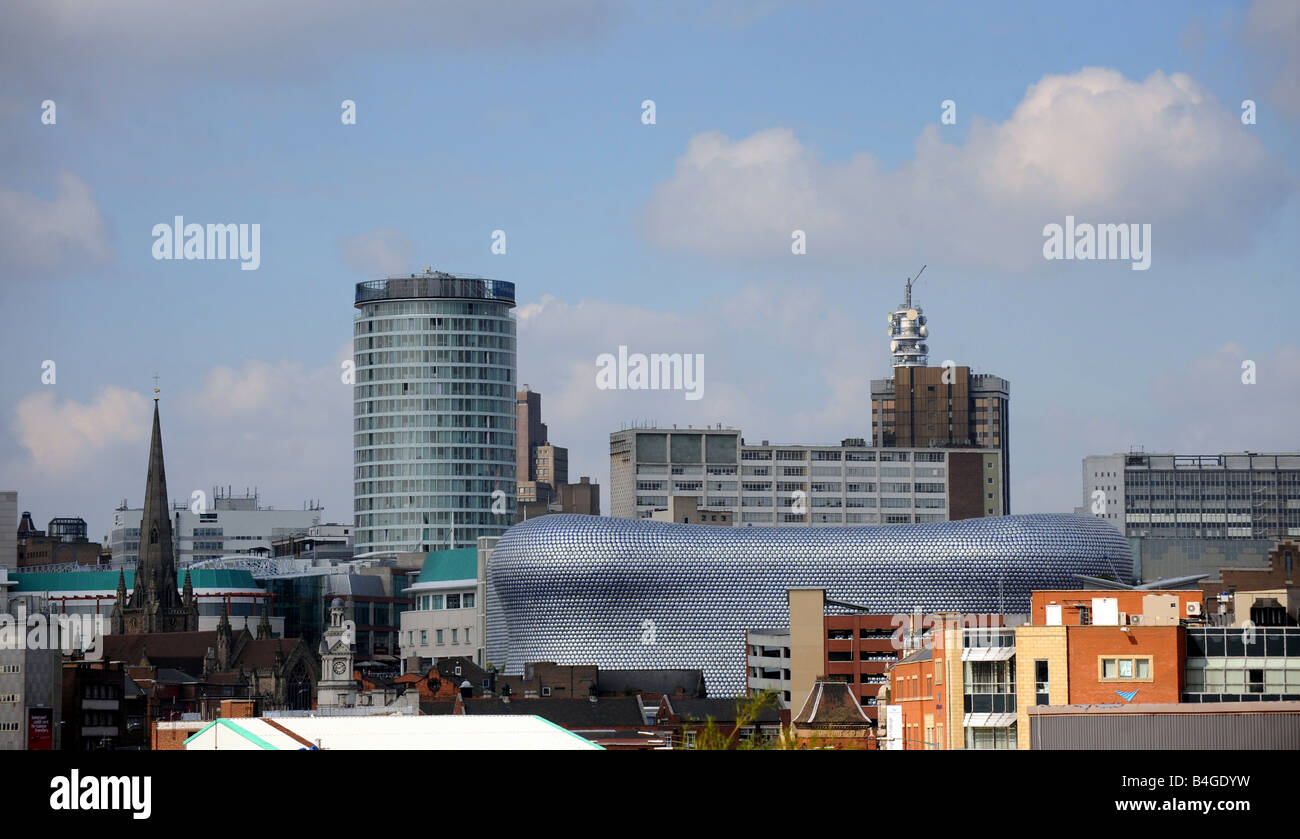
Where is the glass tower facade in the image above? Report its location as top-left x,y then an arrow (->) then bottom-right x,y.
353,271 -> 517,554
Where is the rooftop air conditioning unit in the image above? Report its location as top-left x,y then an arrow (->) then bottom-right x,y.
1186,602 -> 1202,616
1128,614 -> 1144,626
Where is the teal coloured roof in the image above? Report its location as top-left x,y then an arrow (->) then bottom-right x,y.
11,569 -> 260,593
416,548 -> 479,584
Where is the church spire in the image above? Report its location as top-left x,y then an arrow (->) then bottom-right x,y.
140,400 -> 170,546
120,395 -> 189,633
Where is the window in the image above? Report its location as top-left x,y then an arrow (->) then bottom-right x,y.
446,593 -> 461,610
463,593 -> 475,608
451,629 -> 458,643
465,627 -> 471,644
1034,660 -> 1049,705
541,686 -> 552,697
429,594 -> 444,610
419,630 -> 427,646
436,629 -> 444,645
1099,656 -> 1152,681
964,725 -> 1017,750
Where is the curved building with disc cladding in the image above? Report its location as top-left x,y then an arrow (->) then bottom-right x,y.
486,513 -> 1131,696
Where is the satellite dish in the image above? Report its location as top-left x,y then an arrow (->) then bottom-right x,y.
907,309 -> 918,320
890,341 -> 898,352
918,325 -> 928,338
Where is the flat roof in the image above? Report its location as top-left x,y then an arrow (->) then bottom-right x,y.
1029,701 -> 1300,716
12,568 -> 260,593
185,714 -> 602,750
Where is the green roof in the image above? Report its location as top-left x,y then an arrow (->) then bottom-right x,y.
11,569 -> 260,593
415,548 -> 479,584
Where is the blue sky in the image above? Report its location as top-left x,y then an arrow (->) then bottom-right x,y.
1,0 -> 1297,540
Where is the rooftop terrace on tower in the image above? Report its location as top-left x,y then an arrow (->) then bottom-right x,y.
354,270 -> 516,309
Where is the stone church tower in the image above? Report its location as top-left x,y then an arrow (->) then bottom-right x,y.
111,396 -> 199,635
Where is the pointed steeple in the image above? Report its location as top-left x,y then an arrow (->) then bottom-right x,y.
216,607 -> 233,670
120,396 -> 189,633
137,400 -> 174,588
110,570 -> 128,634
256,597 -> 273,640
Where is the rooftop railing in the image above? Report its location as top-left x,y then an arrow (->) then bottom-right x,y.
355,273 -> 516,307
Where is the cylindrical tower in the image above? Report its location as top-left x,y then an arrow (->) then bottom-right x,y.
887,271 -> 929,367
352,270 -> 517,554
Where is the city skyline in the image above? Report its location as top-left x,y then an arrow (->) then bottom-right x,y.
3,0 -> 1298,543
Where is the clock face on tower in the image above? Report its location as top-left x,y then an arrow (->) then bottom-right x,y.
332,659 -> 347,676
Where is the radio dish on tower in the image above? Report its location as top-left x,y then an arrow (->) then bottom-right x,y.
888,265 -> 930,368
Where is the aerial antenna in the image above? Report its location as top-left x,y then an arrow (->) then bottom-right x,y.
905,264 -> 926,308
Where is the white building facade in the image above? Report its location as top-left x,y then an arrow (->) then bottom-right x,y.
399,540 -> 490,671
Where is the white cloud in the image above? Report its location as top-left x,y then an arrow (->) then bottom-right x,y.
12,387 -> 148,474
5,349 -> 354,539
642,68 -> 1294,270
0,172 -> 112,278
339,228 -> 415,278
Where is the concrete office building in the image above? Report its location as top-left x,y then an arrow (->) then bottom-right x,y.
0,492 -> 15,571
555,477 -> 599,516
353,270 -> 518,553
109,491 -> 322,566
1083,452 -> 1300,582
0,569 -> 64,750
610,426 -> 1003,525
516,387 -> 546,486
1084,452 -> 1300,540
868,277 -> 1011,512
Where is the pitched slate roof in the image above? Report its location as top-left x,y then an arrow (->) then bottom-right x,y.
598,669 -> 705,697
794,680 -> 872,727
664,697 -> 781,724
461,696 -> 644,728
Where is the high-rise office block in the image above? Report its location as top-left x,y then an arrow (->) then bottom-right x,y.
516,387 -> 546,484
353,270 -> 517,554
515,388 -> 580,518
869,277 -> 1011,512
